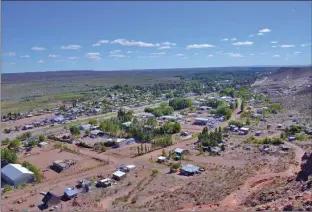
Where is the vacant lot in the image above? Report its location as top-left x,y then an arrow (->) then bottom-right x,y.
21,146 -> 103,181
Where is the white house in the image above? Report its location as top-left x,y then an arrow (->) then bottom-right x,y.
1,164 -> 35,187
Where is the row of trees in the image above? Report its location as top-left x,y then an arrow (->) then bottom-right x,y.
216,105 -> 233,120
168,98 -> 192,110
144,103 -> 174,117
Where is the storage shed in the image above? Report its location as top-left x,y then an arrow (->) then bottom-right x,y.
180,164 -> 200,176
1,164 -> 35,187
112,170 -> 126,181
64,188 -> 78,200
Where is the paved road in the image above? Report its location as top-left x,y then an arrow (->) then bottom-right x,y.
1,102 -> 160,140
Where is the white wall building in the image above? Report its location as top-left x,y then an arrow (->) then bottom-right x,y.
1,164 -> 35,187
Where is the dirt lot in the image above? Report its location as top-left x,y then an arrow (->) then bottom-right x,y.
21,146 -> 103,181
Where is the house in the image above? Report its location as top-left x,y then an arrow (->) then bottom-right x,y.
240,127 -> 250,134
180,164 -> 200,176
112,170 -> 126,180
96,178 -> 112,188
157,156 -> 167,163
1,164 -> 35,187
42,192 -> 62,208
80,124 -> 91,131
39,142 -> 48,148
51,160 -> 77,173
173,148 -> 185,160
64,188 -> 78,200
114,138 -> 127,148
194,118 -> 209,125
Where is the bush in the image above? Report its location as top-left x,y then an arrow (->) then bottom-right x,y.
88,118 -> 98,126
38,135 -> 45,142
2,138 -> 11,146
69,126 -> 80,135
228,120 -> 244,128
3,185 -> 13,193
170,163 -> 180,172
1,148 -> 17,163
22,161 -> 41,183
246,137 -> 283,145
295,133 -> 308,141
8,139 -> 21,149
216,106 -> 232,120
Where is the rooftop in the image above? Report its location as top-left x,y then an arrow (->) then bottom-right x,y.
174,148 -> 184,154
113,170 -> 126,177
1,164 -> 34,181
181,164 -> 200,173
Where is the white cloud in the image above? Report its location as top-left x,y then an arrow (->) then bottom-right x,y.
232,41 -> 253,46
207,54 -> 213,57
300,43 -> 312,47
271,41 -> 278,44
127,51 -> 132,54
260,53 -> 268,55
67,56 -> 79,60
4,52 -> 16,56
182,57 -> 187,59
20,55 -> 30,58
176,54 -> 184,56
248,34 -> 255,37
162,42 -> 176,46
150,52 -> 166,55
294,51 -> 301,54
92,43 -> 101,47
257,33 -> 264,36
259,28 -> 271,33
37,60 -> 44,64
109,50 -> 122,54
48,54 -> 59,58
280,44 -> 295,48
194,53 -> 199,55
230,38 -> 237,41
9,62 -> 16,65
249,54 -> 255,56
109,54 -> 125,58
61,45 -> 82,50
272,54 -> 280,57
111,39 -> 157,47
272,46 -> 277,48
158,46 -> 171,50
85,52 -> 101,60
99,40 -> 109,44
229,53 -> 243,58
221,38 -> 229,41
32,46 -> 46,51
186,44 -> 215,49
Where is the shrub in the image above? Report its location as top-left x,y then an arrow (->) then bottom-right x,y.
22,161 -> 41,183
3,185 -> 13,193
228,120 -> 244,128
1,148 -> 17,163
38,135 -> 45,142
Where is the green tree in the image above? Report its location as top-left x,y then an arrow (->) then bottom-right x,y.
22,161 -> 41,183
9,139 -> 21,149
1,148 -> 17,163
69,126 -> 80,135
88,118 -> 97,126
241,99 -> 246,112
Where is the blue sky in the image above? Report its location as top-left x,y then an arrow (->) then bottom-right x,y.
2,1 -> 312,73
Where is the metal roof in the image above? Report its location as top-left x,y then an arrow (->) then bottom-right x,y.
181,164 -> 200,173
1,164 -> 34,181
174,148 -> 184,154
113,170 -> 126,177
64,189 -> 78,197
